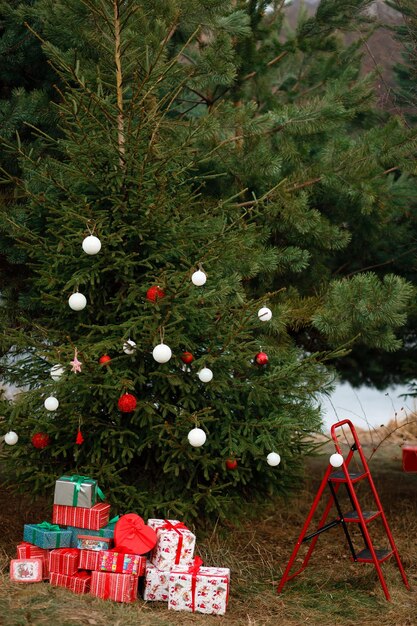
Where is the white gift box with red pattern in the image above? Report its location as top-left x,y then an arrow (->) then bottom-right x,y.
147,519 -> 195,570
143,561 -> 171,602
168,558 -> 230,615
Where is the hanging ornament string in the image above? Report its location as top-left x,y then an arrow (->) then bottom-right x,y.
70,348 -> 82,373
76,416 -> 84,445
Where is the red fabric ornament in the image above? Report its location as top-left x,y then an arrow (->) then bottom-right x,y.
146,285 -> 165,302
76,430 -> 84,445
255,352 -> 269,365
99,355 -> 111,365
31,432 -> 51,449
117,393 -> 137,413
114,513 -> 157,555
180,351 -> 194,364
225,459 -> 238,470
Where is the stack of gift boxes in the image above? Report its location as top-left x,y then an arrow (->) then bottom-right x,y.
10,475 -> 230,615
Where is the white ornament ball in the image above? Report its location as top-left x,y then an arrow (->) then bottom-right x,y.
152,343 -> 172,364
82,235 -> 101,255
198,367 -> 213,383
191,269 -> 207,286
50,364 -> 65,381
44,396 -> 59,411
123,339 -> 136,355
330,453 -> 344,468
267,452 -> 281,466
4,431 -> 18,445
188,427 -> 207,447
258,307 -> 272,322
68,292 -> 87,311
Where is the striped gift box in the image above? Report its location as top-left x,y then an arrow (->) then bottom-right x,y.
17,542 -> 50,579
50,571 -> 91,593
79,548 -> 101,571
49,548 -> 79,575
90,570 -> 138,603
23,523 -> 72,549
52,503 -> 110,530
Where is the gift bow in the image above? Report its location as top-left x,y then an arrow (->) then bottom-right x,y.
37,521 -> 61,532
61,475 -> 105,507
188,556 -> 204,613
160,520 -> 188,564
32,521 -> 62,547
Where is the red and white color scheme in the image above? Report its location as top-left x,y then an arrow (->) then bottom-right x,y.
143,561 -> 170,602
99,550 -> 146,576
168,558 -> 230,615
90,570 -> 138,603
10,558 -> 43,583
79,548 -> 101,571
50,571 -> 91,594
49,548 -> 79,575
17,542 -> 50,579
148,519 -> 195,569
52,502 -> 110,530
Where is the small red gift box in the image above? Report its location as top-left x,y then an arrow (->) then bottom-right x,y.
114,513 -> 157,555
10,558 -> 43,583
90,570 -> 138,603
98,550 -> 146,576
49,548 -> 80,575
17,542 -> 50,579
50,571 -> 91,593
79,549 -> 101,571
52,502 -> 110,530
402,445 -> 417,472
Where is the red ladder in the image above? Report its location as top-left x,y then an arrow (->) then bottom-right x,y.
277,419 -> 410,600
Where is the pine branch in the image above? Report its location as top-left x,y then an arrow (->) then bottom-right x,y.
113,0 -> 125,167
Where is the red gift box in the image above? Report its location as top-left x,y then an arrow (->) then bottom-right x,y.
49,548 -> 79,575
114,513 -> 157,555
52,502 -> 110,530
17,542 -> 50,579
402,445 -> 417,472
79,549 -> 101,571
90,570 -> 138,603
50,571 -> 91,593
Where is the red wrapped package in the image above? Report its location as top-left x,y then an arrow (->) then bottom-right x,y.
17,542 -> 50,579
50,571 -> 91,593
114,514 -> 157,555
79,549 -> 101,571
52,502 -> 110,530
49,548 -> 79,575
90,570 -> 138,602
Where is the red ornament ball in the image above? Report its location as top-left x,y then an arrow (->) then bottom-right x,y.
255,352 -> 269,365
99,355 -> 112,365
181,351 -> 194,364
146,285 -> 165,302
118,393 -> 137,413
226,459 -> 238,470
31,432 -> 51,449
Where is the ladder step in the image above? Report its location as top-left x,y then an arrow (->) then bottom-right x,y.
343,510 -> 381,523
355,548 -> 393,563
329,470 -> 368,483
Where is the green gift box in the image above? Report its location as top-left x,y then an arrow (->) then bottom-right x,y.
67,516 -> 118,547
54,475 -> 105,509
23,522 -> 72,549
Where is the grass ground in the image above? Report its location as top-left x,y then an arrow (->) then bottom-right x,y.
0,438 -> 416,626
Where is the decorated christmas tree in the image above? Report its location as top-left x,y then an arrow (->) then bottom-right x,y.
0,0 -> 413,518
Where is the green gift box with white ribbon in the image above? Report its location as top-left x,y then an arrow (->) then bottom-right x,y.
23,522 -> 72,549
54,475 -> 105,509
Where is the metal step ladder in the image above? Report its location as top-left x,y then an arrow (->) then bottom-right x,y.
277,419 -> 410,600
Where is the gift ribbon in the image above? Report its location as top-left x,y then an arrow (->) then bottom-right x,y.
31,522 -> 62,547
61,475 -> 105,506
160,520 -> 188,564
102,550 -> 133,574
188,556 -> 204,613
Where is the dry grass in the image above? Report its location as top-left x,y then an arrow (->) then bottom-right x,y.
0,439 -> 416,625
